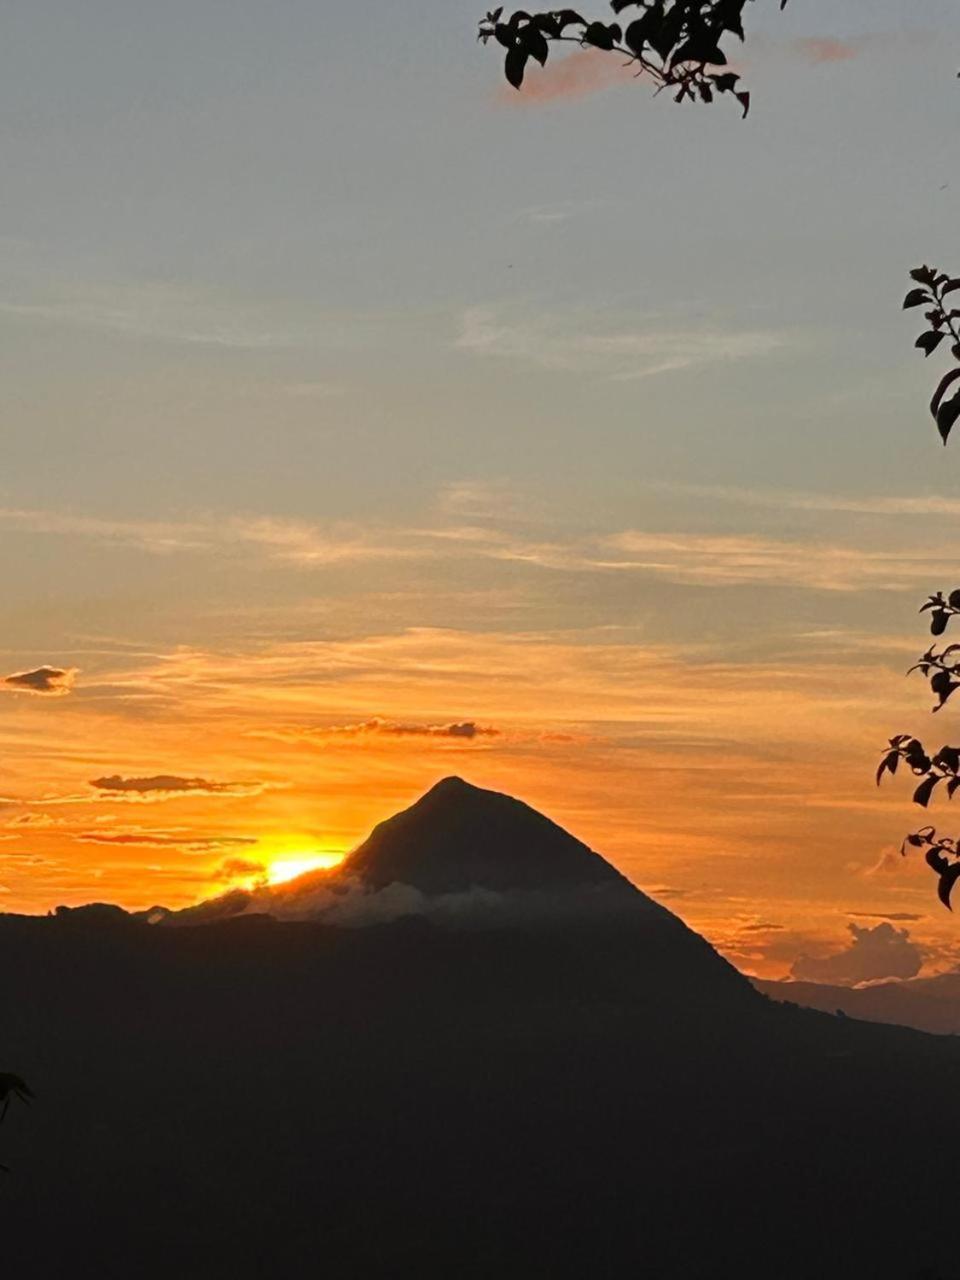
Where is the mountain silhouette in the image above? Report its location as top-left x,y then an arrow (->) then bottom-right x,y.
4,781 -> 960,1278
344,775 -> 633,894
165,777 -> 752,1009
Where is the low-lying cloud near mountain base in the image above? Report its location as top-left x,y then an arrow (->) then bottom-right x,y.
179,875 -> 645,931
790,921 -> 924,985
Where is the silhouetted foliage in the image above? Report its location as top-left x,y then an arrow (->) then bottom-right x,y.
877,269 -> 960,906
902,266 -> 960,445
478,0 -> 790,113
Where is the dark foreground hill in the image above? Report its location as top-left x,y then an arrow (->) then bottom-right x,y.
2,780 -> 960,1279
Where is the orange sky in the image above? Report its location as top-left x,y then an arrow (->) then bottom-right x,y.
2,614 -> 955,979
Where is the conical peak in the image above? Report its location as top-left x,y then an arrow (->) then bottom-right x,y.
422,775 -> 475,799
344,776 -> 635,896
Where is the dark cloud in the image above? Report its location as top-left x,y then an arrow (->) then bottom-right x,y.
849,911 -> 924,923
78,832 -> 258,852
791,922 -> 924,986
90,774 -> 261,797
3,666 -> 76,696
327,718 -> 499,740
740,922 -> 784,933
216,856 -> 266,881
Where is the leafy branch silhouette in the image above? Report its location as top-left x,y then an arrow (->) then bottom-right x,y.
880,298 -> 960,904
478,0 -> 789,113
902,266 -> 960,445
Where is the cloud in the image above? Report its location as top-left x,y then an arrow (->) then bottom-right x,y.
793,37 -> 862,64
849,911 -> 924,923
261,718 -> 501,747
216,857 -> 266,881
657,482 -> 960,520
78,831 -> 258,852
328,718 -> 499,740
195,874 -> 639,929
457,306 -> 781,379
0,507 -> 424,568
496,48 -> 636,106
597,530 -> 960,593
436,480 -> 525,522
515,201 -> 597,225
791,922 -> 925,986
0,270 -> 338,351
865,850 -> 904,878
2,666 -> 77,696
90,775 -> 261,798
8,490 -> 951,596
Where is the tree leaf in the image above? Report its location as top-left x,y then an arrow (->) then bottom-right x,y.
624,12 -> 659,54
914,775 -> 940,807
937,391 -> 960,446
931,609 -> 950,636
931,670 -> 959,710
583,21 -> 616,50
931,369 -> 960,444
521,24 -> 549,64
903,288 -> 929,309
876,751 -> 899,785
504,45 -> 528,88
552,8 -> 586,30
916,330 -> 947,357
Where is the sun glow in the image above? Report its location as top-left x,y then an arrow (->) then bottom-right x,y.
266,851 -> 346,886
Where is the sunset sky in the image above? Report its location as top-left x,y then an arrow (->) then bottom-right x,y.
2,0 -> 960,978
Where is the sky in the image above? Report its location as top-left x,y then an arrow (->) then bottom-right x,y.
1,0 -> 960,979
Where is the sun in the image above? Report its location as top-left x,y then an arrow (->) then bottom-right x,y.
266,850 -> 346,886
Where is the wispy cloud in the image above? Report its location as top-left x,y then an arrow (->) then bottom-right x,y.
792,36 -> 863,64
657,482 -> 960,520
3,496 -> 952,595
596,530 -> 958,592
495,48 -> 636,106
0,276 -> 322,350
515,200 -> 599,225
0,507 -> 425,566
435,480 -> 529,523
457,306 -> 781,379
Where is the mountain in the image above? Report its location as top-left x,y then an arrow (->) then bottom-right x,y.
4,780 -> 960,1278
756,972 -> 960,1036
345,775 -> 633,894
166,776 -> 753,1010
